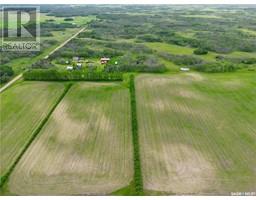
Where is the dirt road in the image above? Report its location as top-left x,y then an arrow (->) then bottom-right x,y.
44,28 -> 85,59
0,74 -> 23,93
0,28 -> 85,93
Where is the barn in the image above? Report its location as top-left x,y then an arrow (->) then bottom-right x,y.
100,57 -> 110,64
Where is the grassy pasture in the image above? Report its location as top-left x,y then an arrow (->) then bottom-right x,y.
228,51 -> 256,58
136,72 -> 256,195
0,82 -> 65,177
175,31 -> 196,39
40,13 -> 96,25
0,11 -> 30,29
146,42 -> 194,55
0,12 -> 95,29
181,14 -> 222,19
8,82 -> 133,195
238,28 -> 256,37
145,42 -> 218,62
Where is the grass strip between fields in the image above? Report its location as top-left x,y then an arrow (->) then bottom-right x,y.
129,75 -> 144,195
0,83 -> 73,190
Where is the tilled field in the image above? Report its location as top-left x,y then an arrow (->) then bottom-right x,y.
8,82 -> 133,195
136,72 -> 256,195
0,82 -> 65,177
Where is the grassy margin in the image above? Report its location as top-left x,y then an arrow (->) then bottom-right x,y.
0,83 -> 73,190
129,74 -> 144,195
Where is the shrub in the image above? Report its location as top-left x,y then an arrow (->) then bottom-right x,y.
159,52 -> 203,66
64,18 -> 74,21
105,54 -> 166,73
0,66 -> 14,83
136,34 -> 162,42
31,59 -> 54,69
193,62 -> 237,73
241,58 -> 256,64
193,48 -> 208,55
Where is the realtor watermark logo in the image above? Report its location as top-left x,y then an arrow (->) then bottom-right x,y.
1,6 -> 40,51
231,192 -> 256,196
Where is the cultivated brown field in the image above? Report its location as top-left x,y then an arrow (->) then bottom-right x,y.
8,82 -> 133,195
0,82 -> 65,177
136,73 -> 256,195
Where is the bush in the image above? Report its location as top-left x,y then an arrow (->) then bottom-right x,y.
193,62 -> 237,73
105,54 -> 166,73
55,58 -> 67,65
31,59 -> 54,69
136,34 -> 162,42
193,48 -> 208,55
0,66 -> 14,83
64,18 -> 74,21
241,58 -> 256,64
159,52 -> 203,66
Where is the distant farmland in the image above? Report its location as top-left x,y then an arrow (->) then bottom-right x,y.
136,72 -> 256,195
8,82 -> 133,195
0,82 -> 65,177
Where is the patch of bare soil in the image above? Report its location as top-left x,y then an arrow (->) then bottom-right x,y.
223,80 -> 244,90
186,73 -> 204,81
144,144 -> 218,194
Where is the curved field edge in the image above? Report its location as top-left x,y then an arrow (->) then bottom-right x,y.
8,82 -> 133,195
136,72 -> 256,195
0,82 -> 69,189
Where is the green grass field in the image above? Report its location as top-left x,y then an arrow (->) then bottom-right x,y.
238,28 -> 256,37
136,72 -> 256,195
181,14 -> 222,19
0,11 -> 30,29
40,13 -> 96,26
8,82 -> 133,195
228,51 -> 256,58
145,42 -> 218,62
0,12 -> 95,29
0,82 -> 65,177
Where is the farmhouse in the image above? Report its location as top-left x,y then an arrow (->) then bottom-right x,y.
100,57 -> 110,64
66,66 -> 73,70
73,56 -> 80,62
76,63 -> 82,69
